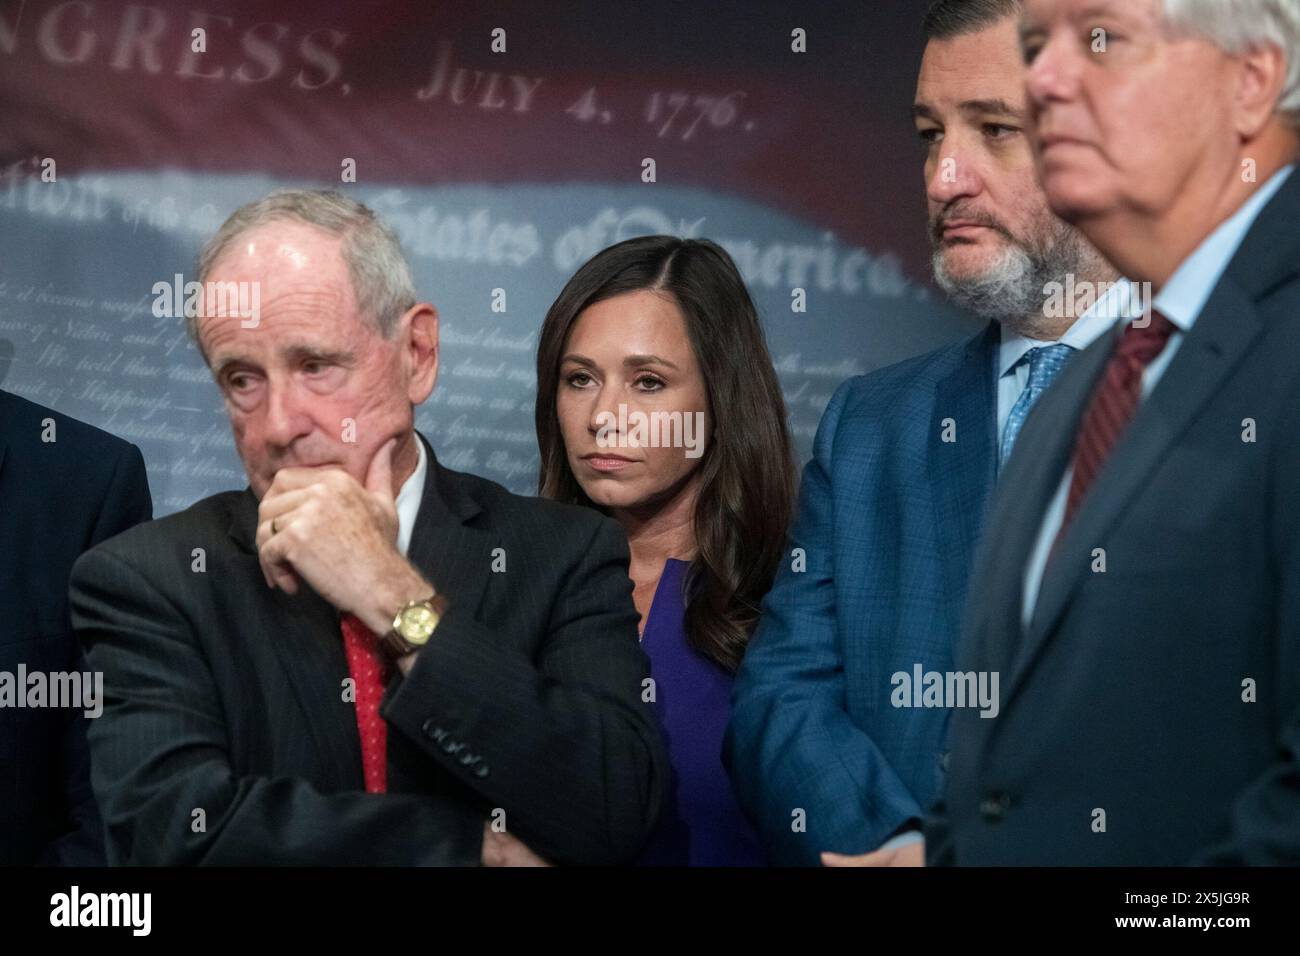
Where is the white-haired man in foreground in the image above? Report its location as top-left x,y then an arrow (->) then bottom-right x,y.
929,0 -> 1300,864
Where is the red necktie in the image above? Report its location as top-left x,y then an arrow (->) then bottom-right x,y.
341,612 -> 390,794
1054,310 -> 1177,547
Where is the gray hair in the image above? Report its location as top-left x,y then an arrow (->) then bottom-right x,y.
931,212 -> 1100,328
1163,0 -> 1300,127
193,189 -> 417,346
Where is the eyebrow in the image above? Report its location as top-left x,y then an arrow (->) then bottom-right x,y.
561,352 -> 681,371
211,355 -> 247,380
912,99 -> 1025,123
283,345 -> 354,367
1077,3 -> 1128,20
211,345 -> 355,379
960,98 -> 1025,119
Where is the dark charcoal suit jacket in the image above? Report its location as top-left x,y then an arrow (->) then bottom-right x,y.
1,389 -> 152,865
69,433 -> 666,865
928,169 -> 1300,864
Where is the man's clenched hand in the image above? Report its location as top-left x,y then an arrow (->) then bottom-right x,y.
256,438 -> 431,631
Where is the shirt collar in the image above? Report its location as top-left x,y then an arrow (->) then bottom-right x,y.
998,276 -> 1138,379
394,433 -> 427,557
1154,164 -> 1295,333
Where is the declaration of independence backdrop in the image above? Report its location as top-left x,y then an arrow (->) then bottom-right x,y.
0,0 -> 975,514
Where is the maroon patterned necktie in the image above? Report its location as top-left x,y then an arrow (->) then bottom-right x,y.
1053,311 -> 1178,548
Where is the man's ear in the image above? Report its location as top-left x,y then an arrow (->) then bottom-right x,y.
403,303 -> 439,404
1234,41 -> 1290,140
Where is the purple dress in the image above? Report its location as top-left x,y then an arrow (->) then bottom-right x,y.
637,558 -> 767,866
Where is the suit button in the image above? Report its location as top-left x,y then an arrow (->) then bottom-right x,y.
474,765 -> 490,778
938,751 -> 951,772
459,752 -> 478,766
979,792 -> 1012,822
441,738 -> 460,754
422,719 -> 443,741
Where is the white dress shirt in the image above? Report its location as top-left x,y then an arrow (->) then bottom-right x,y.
1020,165 -> 1296,628
394,433 -> 428,558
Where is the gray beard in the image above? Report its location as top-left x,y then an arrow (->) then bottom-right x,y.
932,222 -> 1087,326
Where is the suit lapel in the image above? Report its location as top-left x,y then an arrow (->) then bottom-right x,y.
405,435 -> 496,620
931,322 -> 999,612
963,326 -> 1111,681
1005,169 -> 1300,697
1019,286 -> 1264,683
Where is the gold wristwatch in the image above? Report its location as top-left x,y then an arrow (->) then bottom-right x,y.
379,593 -> 449,660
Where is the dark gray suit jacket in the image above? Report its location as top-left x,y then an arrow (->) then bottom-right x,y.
69,435 -> 666,865
1,390 -> 151,865
928,169 -> 1300,864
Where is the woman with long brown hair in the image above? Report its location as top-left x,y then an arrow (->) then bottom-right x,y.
536,235 -> 796,865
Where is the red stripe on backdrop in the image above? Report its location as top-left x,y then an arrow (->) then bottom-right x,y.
0,0 -> 934,277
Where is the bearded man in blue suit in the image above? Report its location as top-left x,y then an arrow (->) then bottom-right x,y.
724,0 -> 1131,866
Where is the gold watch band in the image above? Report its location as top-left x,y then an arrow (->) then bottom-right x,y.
379,593 -> 449,660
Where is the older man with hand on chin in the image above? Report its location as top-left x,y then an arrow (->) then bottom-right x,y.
70,189 -> 666,866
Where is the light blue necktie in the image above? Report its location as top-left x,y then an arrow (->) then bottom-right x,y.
999,343 -> 1074,465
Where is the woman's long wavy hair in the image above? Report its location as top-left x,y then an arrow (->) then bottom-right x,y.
536,235 -> 796,672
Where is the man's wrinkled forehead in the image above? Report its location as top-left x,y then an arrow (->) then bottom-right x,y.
198,224 -> 359,358
209,221 -> 346,284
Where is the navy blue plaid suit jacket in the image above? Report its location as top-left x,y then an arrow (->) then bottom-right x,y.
725,320 -> 999,864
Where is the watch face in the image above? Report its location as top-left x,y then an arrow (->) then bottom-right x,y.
399,603 -> 439,645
